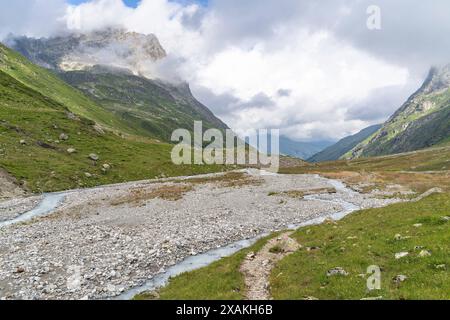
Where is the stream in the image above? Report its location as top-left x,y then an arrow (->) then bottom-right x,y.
0,175 -> 362,300
115,176 -> 361,300
0,192 -> 67,228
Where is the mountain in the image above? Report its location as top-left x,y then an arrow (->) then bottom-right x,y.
58,67 -> 228,141
308,124 -> 382,162
8,29 -> 228,142
345,65 -> 450,159
0,43 -> 223,193
0,38 -> 131,133
8,28 -> 166,75
279,136 -> 334,160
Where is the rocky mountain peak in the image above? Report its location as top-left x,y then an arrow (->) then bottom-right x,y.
9,28 -> 167,75
420,64 -> 450,95
345,63 -> 450,159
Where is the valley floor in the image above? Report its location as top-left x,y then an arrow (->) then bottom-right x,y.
0,170 -> 399,300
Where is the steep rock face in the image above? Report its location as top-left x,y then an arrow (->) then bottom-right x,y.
346,65 -> 450,159
9,28 -> 167,75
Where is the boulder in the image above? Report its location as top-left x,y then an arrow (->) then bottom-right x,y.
395,252 -> 409,259
89,154 -> 99,161
394,234 -> 403,241
393,275 -> 408,284
418,250 -> 431,258
327,267 -> 349,277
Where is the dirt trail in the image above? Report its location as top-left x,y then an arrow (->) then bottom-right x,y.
240,231 -> 301,300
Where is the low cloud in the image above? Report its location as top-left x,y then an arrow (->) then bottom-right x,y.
2,0 -> 447,141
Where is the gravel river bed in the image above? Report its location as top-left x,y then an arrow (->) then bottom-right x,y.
0,170 -> 401,300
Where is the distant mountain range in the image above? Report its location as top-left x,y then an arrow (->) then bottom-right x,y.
345,65 -> 450,159
308,124 -> 382,162
279,137 -> 334,160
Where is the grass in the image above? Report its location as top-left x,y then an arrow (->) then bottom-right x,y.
270,193 -> 450,300
0,70 -> 225,193
146,193 -> 450,300
139,146 -> 450,300
59,70 -> 228,142
269,245 -> 285,254
0,43 -> 133,134
282,145 -> 450,174
280,145 -> 450,194
135,234 -> 279,300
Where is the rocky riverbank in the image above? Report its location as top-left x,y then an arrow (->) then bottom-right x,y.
0,196 -> 43,222
0,170 -> 401,300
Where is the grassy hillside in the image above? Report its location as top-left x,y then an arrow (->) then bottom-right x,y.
347,67 -> 450,159
146,194 -> 449,300
0,44 -> 133,134
59,68 -> 228,142
285,144 -> 450,173
271,194 -> 450,300
308,125 -> 381,162
0,69 -> 224,193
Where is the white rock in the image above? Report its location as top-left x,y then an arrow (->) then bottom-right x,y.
327,267 -> 349,277
395,252 -> 409,259
418,250 -> 431,257
393,275 -> 408,283
89,154 -> 99,161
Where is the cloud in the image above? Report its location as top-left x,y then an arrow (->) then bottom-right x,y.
0,0 -> 67,39
2,0 -> 448,141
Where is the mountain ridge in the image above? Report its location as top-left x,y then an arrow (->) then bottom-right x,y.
7,30 -> 229,143
346,64 -> 450,159
308,124 -> 382,162
279,136 -> 334,160
8,28 -> 167,75
0,44 -> 225,193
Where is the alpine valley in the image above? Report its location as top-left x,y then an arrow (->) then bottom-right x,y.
0,25 -> 449,302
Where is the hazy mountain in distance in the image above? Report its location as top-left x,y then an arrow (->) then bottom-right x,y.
279,136 -> 334,160
308,124 -> 382,162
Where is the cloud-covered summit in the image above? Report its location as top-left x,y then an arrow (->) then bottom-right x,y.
1,0 -> 447,142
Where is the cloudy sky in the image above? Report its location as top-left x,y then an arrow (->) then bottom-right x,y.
1,0 -> 449,141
